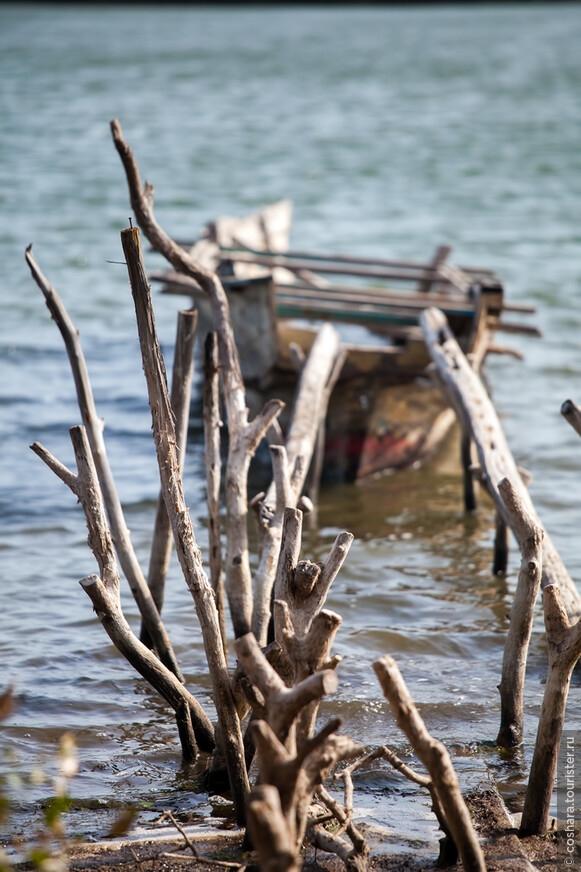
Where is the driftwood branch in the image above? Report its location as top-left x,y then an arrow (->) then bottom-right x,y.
142,307 -> 198,647
496,477 -> 544,747
373,655 -> 486,872
26,244 -> 183,679
421,306 -> 581,621
247,718 -> 364,872
252,323 -> 343,646
31,428 -> 214,758
111,119 -> 284,641
520,584 -> 581,835
120,224 -> 249,823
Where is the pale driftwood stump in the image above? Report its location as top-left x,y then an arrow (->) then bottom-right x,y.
111,118 -> 284,643
373,655 -> 486,872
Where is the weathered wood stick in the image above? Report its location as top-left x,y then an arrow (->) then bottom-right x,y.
25,245 -> 183,681
142,308 -> 198,647
496,477 -> 543,748
312,785 -> 369,872
246,784 -> 299,872
373,655 -> 486,872
252,324 -> 344,645
561,398 -> 581,437
421,307 -> 581,620
31,430 -> 214,757
252,444 -> 294,646
120,224 -> 249,824
520,584 -> 581,835
111,119 -> 284,642
203,332 -> 227,657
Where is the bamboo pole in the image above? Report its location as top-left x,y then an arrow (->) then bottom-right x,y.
120,224 -> 249,824
141,308 -> 198,647
25,245 -> 183,681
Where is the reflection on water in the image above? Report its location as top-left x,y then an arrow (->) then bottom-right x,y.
2,1 -> 581,858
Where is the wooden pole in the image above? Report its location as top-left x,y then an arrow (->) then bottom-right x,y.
203,332 -> 227,657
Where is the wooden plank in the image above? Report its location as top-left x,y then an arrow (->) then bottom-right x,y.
275,282 -> 475,313
418,244 -> 451,293
218,244 -> 499,278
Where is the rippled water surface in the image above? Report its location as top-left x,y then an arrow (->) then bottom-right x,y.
2,2 -> 581,858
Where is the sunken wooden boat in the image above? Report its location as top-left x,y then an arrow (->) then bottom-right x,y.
151,200 -> 539,482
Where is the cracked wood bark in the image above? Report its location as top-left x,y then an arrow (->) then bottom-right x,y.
496,477 -> 543,748
520,584 -> 581,835
111,119 -> 283,640
30,428 -> 214,758
25,245 -> 183,681
251,323 -> 344,646
373,655 -> 486,872
120,225 -> 248,824
421,306 -> 581,621
141,307 -> 198,648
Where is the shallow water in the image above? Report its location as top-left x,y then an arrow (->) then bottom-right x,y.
1,2 -> 581,859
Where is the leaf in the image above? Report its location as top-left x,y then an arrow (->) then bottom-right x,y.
44,796 -> 71,828
106,807 -> 137,838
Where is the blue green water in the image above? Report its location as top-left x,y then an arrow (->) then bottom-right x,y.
1,2 -> 581,858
